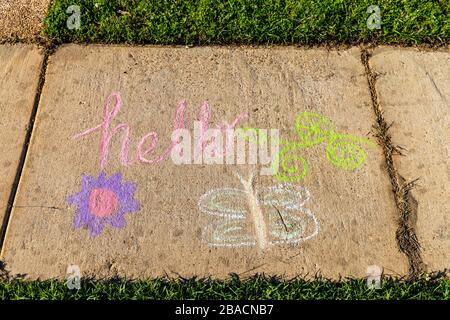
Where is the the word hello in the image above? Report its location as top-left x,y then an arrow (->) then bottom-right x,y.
74,93 -> 280,175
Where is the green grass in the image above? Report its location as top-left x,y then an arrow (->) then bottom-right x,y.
1,276 -> 449,300
44,0 -> 450,46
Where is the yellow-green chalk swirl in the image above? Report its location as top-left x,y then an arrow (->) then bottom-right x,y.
326,134 -> 369,170
273,143 -> 309,182
295,111 -> 335,147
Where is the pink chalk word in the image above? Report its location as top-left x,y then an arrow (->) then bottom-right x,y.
74,93 -> 249,169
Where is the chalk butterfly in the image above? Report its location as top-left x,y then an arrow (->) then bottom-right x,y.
199,172 -> 320,249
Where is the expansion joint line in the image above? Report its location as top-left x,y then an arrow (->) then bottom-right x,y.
360,48 -> 424,280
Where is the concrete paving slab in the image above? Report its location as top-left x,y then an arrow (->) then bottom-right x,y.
0,44 -> 43,231
370,48 -> 450,273
0,0 -> 50,39
1,45 -> 407,280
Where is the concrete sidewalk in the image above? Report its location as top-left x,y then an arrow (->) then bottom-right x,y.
0,44 -> 42,227
0,44 -> 448,280
370,48 -> 450,273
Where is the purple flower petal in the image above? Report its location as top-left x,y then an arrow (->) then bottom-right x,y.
122,199 -> 140,213
107,215 -> 127,228
66,193 -> 80,205
107,172 -> 123,185
88,219 -> 105,237
73,210 -> 85,229
81,175 -> 96,191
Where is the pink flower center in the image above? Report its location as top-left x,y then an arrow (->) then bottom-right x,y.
88,188 -> 119,218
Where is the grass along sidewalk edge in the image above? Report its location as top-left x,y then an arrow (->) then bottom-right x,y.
44,0 -> 450,46
0,274 -> 449,300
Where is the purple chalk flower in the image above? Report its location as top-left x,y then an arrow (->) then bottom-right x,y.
67,172 -> 140,237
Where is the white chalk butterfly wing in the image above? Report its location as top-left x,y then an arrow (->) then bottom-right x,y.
199,183 -> 320,247
257,183 -> 310,209
202,219 -> 256,247
199,188 -> 254,247
265,206 -> 319,245
198,188 -> 248,219
257,183 -> 319,245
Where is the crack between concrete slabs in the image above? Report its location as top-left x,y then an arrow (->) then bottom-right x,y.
360,48 -> 425,280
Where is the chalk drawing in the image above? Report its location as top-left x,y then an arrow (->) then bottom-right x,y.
272,142 -> 310,182
199,188 -> 248,219
295,112 -> 335,147
326,134 -> 370,169
203,220 -> 256,248
274,112 -> 374,182
66,172 -> 140,237
199,172 -> 320,250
